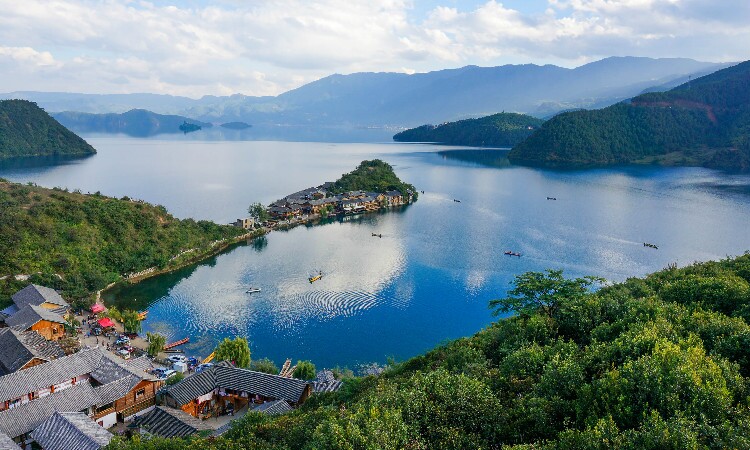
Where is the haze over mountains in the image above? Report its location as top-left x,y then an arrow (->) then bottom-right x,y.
0,57 -> 730,128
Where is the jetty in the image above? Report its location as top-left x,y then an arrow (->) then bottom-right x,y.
164,337 -> 190,350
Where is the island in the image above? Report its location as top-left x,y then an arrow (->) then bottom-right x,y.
220,121 -> 252,130
52,109 -> 212,137
179,120 -> 202,133
393,112 -> 544,147
261,159 -> 417,226
509,59 -> 750,171
0,99 -> 96,159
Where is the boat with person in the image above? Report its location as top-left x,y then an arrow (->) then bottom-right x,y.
309,271 -> 323,283
504,250 -> 522,257
246,287 -> 261,293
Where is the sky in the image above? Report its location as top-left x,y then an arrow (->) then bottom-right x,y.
1,0 -> 749,98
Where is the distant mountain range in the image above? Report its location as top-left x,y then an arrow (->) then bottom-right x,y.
508,60 -> 750,171
0,100 -> 96,159
0,57 -> 731,128
393,113 -> 544,147
52,109 -> 212,137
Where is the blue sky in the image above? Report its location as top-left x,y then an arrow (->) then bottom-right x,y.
0,0 -> 748,97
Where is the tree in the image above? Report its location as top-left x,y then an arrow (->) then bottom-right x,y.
146,332 -> 166,357
64,314 -> 80,336
121,309 -> 142,334
249,357 -> 279,374
107,305 -> 123,322
165,372 -> 184,385
293,360 -> 316,380
214,337 -> 251,368
490,269 -> 603,319
247,202 -> 270,223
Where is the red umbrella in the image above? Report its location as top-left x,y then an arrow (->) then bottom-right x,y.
91,304 -> 105,314
98,317 -> 115,328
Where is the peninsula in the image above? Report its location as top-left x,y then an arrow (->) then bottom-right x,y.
53,109 -> 212,137
0,99 -> 96,159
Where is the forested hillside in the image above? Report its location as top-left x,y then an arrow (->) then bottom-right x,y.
509,60 -> 750,170
331,159 -> 417,197
0,180 -> 245,308
393,112 -> 544,147
53,109 -> 212,137
0,100 -> 96,159
107,253 -> 750,449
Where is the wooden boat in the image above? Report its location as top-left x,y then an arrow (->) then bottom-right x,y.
504,250 -> 522,257
371,233 -> 382,238
246,287 -> 261,293
453,199 -> 461,203
137,311 -> 148,320
643,243 -> 659,249
309,274 -> 322,283
164,337 -> 189,349
546,197 -> 557,200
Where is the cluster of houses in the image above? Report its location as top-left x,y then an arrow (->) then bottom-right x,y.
0,284 -> 342,449
266,183 -> 413,222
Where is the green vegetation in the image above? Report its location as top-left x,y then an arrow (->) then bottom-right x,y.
165,372 -> 185,386
214,337 -> 251,369
0,100 -> 96,159
248,202 -> 270,223
249,358 -> 280,375
105,253 -> 750,449
0,180 -> 246,309
331,159 -> 417,198
509,60 -> 750,170
393,112 -> 544,147
122,309 -> 142,334
179,121 -> 202,133
146,332 -> 167,357
53,109 -> 211,137
292,360 -> 316,380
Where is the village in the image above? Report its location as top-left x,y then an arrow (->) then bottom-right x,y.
0,284 -> 343,450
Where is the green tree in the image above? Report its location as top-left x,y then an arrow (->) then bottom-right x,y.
293,360 -> 316,380
247,202 -> 270,223
121,309 -> 142,334
249,357 -> 279,374
165,372 -> 185,386
107,305 -> 123,322
214,337 -> 251,368
490,269 -> 603,318
64,314 -> 81,336
146,332 -> 166,357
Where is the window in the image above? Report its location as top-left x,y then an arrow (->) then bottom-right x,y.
135,388 -> 146,400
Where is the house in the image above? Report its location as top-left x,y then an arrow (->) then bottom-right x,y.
232,218 -> 255,229
4,305 -> 66,341
251,399 -> 293,415
162,361 -> 312,419
0,347 -> 161,447
9,285 -> 69,316
31,411 -> 113,450
129,406 -> 213,439
0,329 -> 64,375
268,206 -> 292,220
384,190 -> 404,206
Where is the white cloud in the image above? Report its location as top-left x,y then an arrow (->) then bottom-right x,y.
0,0 -> 747,96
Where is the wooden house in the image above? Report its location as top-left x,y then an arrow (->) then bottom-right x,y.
0,329 -> 64,375
5,305 -> 66,341
32,411 -> 113,450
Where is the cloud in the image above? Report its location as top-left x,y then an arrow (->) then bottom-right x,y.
0,0 -> 748,96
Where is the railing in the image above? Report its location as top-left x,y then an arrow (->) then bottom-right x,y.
120,396 -> 156,418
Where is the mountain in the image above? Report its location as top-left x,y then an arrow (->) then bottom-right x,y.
393,112 -> 545,147
508,60 -> 750,171
0,100 -> 96,159
52,109 -> 212,137
1,57 -> 728,128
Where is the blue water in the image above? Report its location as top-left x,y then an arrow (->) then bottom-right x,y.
3,138 -> 750,369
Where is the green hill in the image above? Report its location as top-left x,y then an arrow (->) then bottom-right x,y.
106,253 -> 750,449
0,100 -> 96,159
393,112 -> 544,147
331,159 -> 417,197
53,109 -> 212,137
0,180 -> 246,308
509,60 -> 750,170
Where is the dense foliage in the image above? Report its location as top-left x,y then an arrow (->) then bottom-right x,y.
53,109 -> 211,137
214,337 -> 252,369
393,112 -> 544,147
106,252 -> 750,449
0,99 -> 96,159
0,180 -> 245,308
509,60 -> 750,171
331,159 -> 417,198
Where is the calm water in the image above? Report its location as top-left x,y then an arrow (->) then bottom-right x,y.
3,137 -> 750,369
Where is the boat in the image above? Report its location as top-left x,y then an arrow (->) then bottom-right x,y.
246,287 -> 261,293
137,311 -> 148,320
547,197 -> 557,200
643,242 -> 659,249
371,233 -> 382,238
504,250 -> 522,257
309,271 -> 323,283
453,199 -> 461,203
164,337 -> 190,350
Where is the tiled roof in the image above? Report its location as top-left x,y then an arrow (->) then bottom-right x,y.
11,285 -> 68,309
5,304 -> 66,331
385,190 -> 402,197
312,379 -> 343,393
252,399 -> 292,415
0,347 -> 154,404
164,362 -> 310,406
31,412 -> 112,450
94,375 -> 140,405
131,407 -> 212,438
0,329 -> 64,375
0,431 -> 21,450
0,305 -> 19,319
0,382 -> 100,439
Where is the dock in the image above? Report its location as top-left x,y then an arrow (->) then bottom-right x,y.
164,337 -> 189,350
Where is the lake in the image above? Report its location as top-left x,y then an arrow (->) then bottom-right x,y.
3,137 -> 750,369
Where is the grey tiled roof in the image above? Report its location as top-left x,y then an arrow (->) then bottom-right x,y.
131,407 -> 212,438
385,190 -> 402,197
0,431 -> 21,450
312,379 -> 343,393
0,305 -> 19,319
11,285 -> 68,309
0,329 -> 64,375
164,362 -> 310,406
31,411 -> 112,450
252,399 -> 292,415
5,304 -> 66,331
0,382 -> 100,439
94,375 -> 139,405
